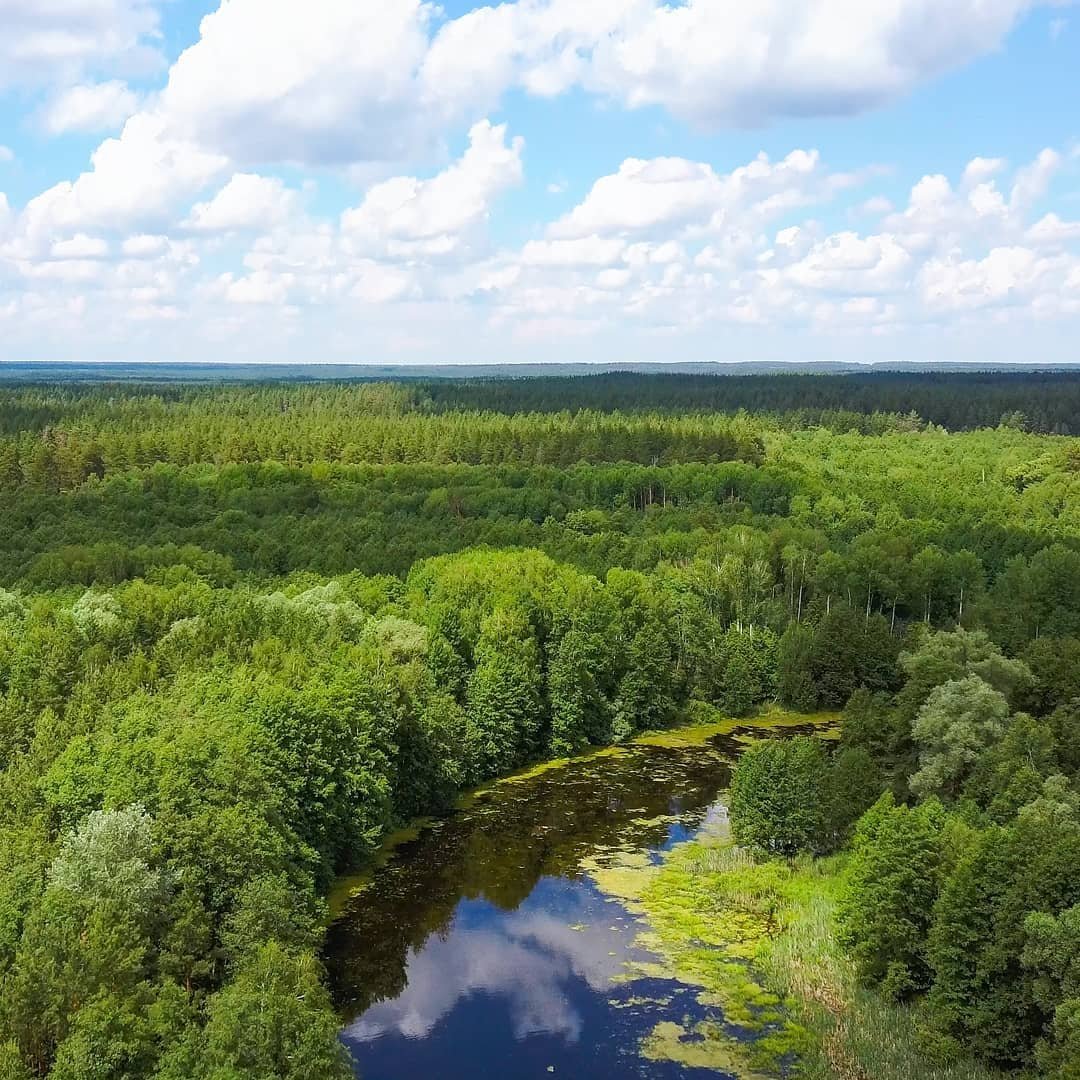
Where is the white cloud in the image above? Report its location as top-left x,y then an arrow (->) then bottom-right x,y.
50,234 -> 109,259
349,263 -> 416,304
121,233 -> 169,257
962,156 -> 1007,187
1027,213 -> 1080,245
521,236 -> 625,267
425,0 -> 1048,129
42,81 -> 140,135
21,113 -> 228,236
918,246 -> 1062,312
0,146 -> 13,163
0,0 -> 162,90
5,0 -> 1058,270
478,146 -> 1080,344
340,120 -> 523,258
185,173 -> 299,233
159,0 -> 442,167
549,150 -> 840,239
1010,147 -> 1062,210
217,269 -> 294,305
783,232 -> 912,294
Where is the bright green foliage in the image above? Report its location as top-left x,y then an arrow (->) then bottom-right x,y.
466,607 -> 544,778
548,628 -> 609,755
0,374 -> 1079,1078
909,675 -> 1012,801
1023,904 -> 1080,1078
157,944 -> 351,1080
729,737 -> 829,856
837,794 -> 945,997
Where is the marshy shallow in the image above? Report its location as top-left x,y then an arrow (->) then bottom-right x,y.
325,712 -> 835,1079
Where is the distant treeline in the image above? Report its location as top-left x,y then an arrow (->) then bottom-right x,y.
414,371 -> 1080,433
0,385 -> 764,490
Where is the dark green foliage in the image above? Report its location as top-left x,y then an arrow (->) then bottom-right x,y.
964,712 -> 1059,821
775,623 -> 817,711
822,747 -> 885,847
1023,904 -> 1080,1078
1024,637 -> 1080,716
415,369 -> 1080,433
808,608 -> 901,709
714,628 -> 777,717
840,688 -> 910,778
927,781 -> 1080,1066
1049,701 -> 1080,775
1,374 -> 1079,1078
837,794 -> 946,997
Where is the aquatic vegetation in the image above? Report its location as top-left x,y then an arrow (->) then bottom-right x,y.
641,1019 -> 773,1076
634,705 -> 840,751
582,820 -> 814,1074
594,829 -> 1004,1080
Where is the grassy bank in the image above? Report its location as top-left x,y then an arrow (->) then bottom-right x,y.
619,836 -> 1004,1078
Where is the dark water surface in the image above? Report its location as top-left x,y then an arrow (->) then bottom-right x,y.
325,720 -> 823,1080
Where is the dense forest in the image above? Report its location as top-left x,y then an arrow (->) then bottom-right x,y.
414,370 -> 1080,434
0,371 -> 1079,1079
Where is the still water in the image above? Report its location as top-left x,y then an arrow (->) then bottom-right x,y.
325,719 -> 826,1079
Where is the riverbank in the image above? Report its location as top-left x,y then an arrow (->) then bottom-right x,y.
325,708 -> 841,1077
618,834 -> 1004,1080
327,704 -> 838,919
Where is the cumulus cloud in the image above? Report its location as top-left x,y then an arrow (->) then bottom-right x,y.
918,246 -> 1064,312
121,233 -> 169,258
4,137 -> 1079,361
340,120 -> 524,258
425,0 -> 1047,128
20,113 -> 228,237
549,150 -> 835,239
0,0 -> 163,90
475,145 -> 1080,340
50,234 -> 109,260
184,174 -> 300,233
15,0 -> 1057,241
4,0 -> 1060,271
159,0 -> 442,167
41,81 -> 140,135
782,233 -> 913,295
1,0 -> 1077,362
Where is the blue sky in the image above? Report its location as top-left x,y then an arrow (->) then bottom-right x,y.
0,0 -> 1078,364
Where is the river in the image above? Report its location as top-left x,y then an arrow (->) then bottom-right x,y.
325,714 -> 834,1079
